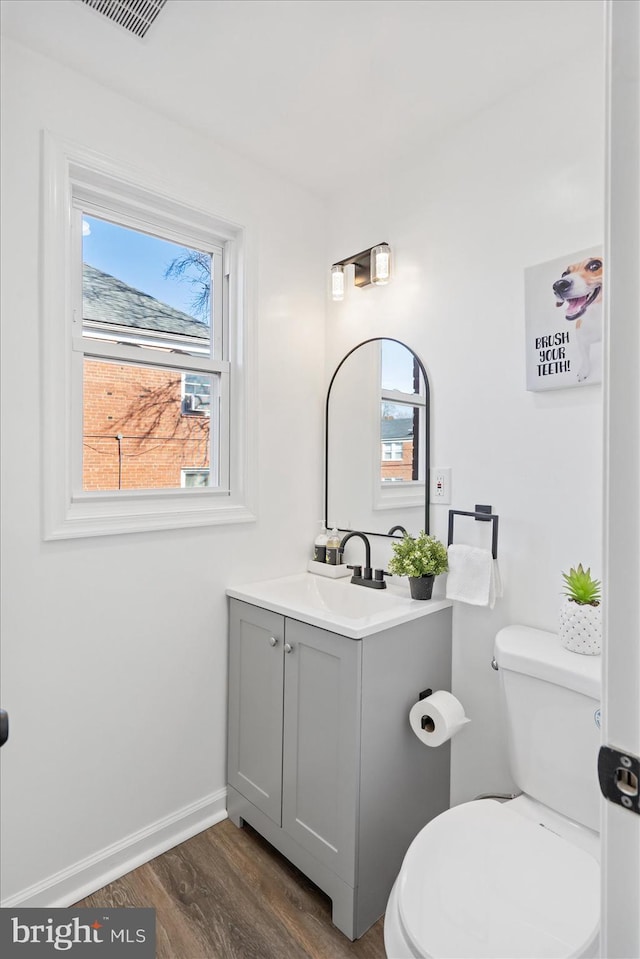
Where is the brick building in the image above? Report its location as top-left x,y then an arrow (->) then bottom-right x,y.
380,416 -> 415,483
82,264 -> 211,491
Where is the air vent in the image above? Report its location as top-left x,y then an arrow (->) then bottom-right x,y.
80,0 -> 167,39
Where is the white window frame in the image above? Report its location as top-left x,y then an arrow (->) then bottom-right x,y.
372,347 -> 426,511
41,132 -> 256,539
382,441 -> 404,462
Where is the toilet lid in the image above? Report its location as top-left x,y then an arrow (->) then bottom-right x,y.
398,800 -> 599,959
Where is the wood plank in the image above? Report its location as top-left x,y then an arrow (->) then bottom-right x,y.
76,819 -> 386,959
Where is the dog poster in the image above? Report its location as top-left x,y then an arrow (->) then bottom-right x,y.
525,247 -> 603,391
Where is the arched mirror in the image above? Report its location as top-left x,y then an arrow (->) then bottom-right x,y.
325,338 -> 430,537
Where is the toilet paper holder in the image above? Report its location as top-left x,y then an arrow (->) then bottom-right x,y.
410,688 -> 471,745
418,688 -> 434,731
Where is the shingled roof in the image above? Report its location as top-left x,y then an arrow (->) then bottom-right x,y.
82,263 -> 209,340
381,417 -> 414,441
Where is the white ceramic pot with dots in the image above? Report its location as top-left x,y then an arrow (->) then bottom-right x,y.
559,598 -> 602,655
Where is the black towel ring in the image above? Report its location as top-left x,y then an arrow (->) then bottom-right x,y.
447,505 -> 499,560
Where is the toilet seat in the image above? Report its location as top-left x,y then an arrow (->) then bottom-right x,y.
396,800 -> 599,959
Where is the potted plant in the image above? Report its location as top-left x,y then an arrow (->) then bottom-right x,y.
388,531 -> 448,600
559,564 -> 602,655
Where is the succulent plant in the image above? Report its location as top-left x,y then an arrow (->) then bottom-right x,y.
561,564 -> 601,607
388,531 -> 448,578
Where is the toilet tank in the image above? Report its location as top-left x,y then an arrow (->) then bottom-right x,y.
495,625 -> 601,833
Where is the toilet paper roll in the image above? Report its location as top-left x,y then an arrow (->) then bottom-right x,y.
409,690 -> 470,747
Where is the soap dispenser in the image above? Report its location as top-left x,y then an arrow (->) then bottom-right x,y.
313,524 -> 328,563
325,528 -> 341,565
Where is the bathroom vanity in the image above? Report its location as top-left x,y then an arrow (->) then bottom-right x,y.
226,573 -> 453,939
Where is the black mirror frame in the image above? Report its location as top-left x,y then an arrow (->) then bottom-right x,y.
324,337 -> 430,538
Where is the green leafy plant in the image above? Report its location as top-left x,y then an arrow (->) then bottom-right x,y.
388,531 -> 448,579
561,564 -> 601,607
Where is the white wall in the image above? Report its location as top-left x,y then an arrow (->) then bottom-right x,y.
327,51 -> 605,803
0,37 -> 327,904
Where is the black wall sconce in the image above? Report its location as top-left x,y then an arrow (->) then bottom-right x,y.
331,243 -> 392,301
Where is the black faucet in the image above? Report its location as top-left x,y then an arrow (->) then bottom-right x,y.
387,525 -> 408,537
339,531 -> 389,589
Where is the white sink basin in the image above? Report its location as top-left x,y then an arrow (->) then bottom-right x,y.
226,572 -> 451,639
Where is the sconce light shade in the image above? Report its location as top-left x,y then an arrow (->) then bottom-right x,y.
331,264 -> 345,301
371,244 -> 391,286
331,242 -> 391,300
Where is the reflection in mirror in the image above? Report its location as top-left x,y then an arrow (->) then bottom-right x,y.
325,338 -> 430,537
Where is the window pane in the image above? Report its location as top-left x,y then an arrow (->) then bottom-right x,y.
82,215 -> 212,356
182,372 -> 212,415
382,441 -> 403,461
380,402 -> 422,483
83,359 -> 215,491
182,469 -> 210,488
381,340 -> 421,394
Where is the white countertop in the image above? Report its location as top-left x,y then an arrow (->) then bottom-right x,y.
226,571 -> 451,639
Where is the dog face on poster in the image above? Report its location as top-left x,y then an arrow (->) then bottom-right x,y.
552,256 -> 603,383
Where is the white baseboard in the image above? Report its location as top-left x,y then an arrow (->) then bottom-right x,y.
1,788 -> 227,908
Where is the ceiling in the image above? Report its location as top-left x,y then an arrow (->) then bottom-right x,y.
0,0 -> 603,198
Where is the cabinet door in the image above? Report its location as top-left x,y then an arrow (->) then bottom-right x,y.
282,620 -> 361,883
228,601 -> 284,825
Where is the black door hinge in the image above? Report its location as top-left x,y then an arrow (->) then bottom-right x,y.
598,745 -> 639,814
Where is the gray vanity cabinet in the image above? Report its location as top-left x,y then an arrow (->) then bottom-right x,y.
227,603 -> 284,825
228,602 -> 359,879
281,618 -> 360,881
227,597 -> 452,941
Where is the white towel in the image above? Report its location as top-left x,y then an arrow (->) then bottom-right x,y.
446,545 -> 503,609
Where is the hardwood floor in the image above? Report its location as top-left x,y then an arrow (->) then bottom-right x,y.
75,818 -> 387,959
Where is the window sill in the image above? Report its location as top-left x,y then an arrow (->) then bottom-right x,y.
373,482 -> 426,512
44,491 -> 256,540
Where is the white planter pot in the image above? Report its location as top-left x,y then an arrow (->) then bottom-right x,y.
558,599 -> 602,655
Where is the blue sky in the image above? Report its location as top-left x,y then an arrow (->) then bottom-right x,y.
381,339 -> 420,394
82,215 -> 208,321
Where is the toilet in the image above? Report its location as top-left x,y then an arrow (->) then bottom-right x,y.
384,625 -> 601,959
